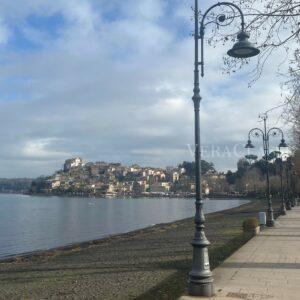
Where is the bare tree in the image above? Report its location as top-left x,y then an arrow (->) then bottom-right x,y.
200,0 -> 300,81
240,168 -> 265,193
235,0 -> 300,80
282,50 -> 300,147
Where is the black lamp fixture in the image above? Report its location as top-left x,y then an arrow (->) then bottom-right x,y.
227,31 -> 260,58
245,139 -> 254,149
279,139 -> 288,148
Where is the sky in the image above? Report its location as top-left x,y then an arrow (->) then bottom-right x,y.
0,0 -> 294,178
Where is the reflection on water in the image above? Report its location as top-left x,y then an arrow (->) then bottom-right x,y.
0,194 -> 248,259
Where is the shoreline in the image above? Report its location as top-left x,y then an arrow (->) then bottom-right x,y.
0,200 -> 251,264
2,190 -> 250,200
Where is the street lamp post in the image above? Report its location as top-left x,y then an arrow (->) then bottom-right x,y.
189,1 -> 259,296
277,151 -> 287,215
245,114 -> 287,226
285,173 -> 292,210
277,152 -> 292,210
286,157 -> 295,207
291,170 -> 298,206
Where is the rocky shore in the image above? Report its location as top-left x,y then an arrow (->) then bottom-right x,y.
0,199 -> 281,300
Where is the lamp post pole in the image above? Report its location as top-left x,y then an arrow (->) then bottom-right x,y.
291,172 -> 295,207
278,153 -> 286,215
245,114 -> 287,227
287,157 -> 295,207
290,166 -> 296,207
188,0 -> 213,296
262,115 -> 274,227
285,159 -> 292,210
188,1 -> 260,296
291,170 -> 298,206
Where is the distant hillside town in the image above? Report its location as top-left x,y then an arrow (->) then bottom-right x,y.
1,153 -> 296,198
29,157 -> 229,197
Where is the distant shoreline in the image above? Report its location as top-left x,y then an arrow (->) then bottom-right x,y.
22,190 -> 249,200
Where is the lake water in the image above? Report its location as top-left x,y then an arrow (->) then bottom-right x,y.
0,194 -> 249,259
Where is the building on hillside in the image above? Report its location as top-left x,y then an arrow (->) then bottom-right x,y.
165,167 -> 180,183
149,182 -> 170,194
106,183 -> 117,197
64,157 -> 83,172
130,164 -> 141,173
172,171 -> 180,182
51,180 -> 61,189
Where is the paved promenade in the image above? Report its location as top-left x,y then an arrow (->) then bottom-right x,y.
182,206 -> 300,300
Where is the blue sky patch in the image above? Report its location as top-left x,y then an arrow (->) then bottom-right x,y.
26,13 -> 64,39
7,13 -> 64,52
8,27 -> 41,52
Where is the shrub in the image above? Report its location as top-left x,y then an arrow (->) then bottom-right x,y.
243,217 -> 259,231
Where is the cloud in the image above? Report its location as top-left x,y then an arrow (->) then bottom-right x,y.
0,0 -> 293,177
22,138 -> 70,159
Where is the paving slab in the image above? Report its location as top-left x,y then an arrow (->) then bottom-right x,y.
180,206 -> 300,300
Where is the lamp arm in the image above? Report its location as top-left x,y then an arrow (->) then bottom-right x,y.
248,127 -> 265,142
267,127 -> 284,140
199,2 -> 246,77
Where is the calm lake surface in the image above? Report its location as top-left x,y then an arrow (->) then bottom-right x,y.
0,194 -> 249,259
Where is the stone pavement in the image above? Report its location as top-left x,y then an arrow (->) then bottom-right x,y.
181,206 -> 300,300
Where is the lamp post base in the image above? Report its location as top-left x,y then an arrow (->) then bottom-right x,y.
188,279 -> 214,297
188,242 -> 214,297
280,204 -> 287,215
266,208 -> 275,227
280,201 -> 287,215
